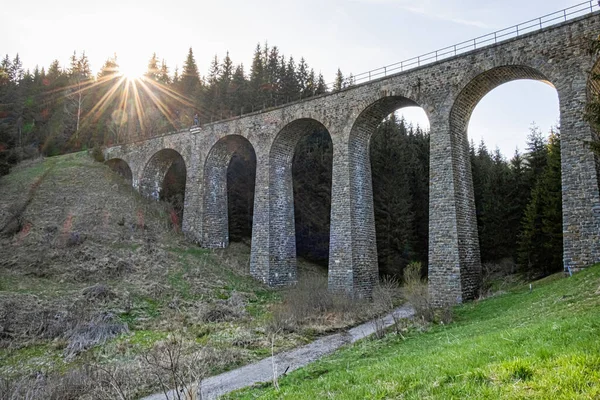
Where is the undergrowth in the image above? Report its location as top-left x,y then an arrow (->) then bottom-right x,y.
230,264 -> 600,399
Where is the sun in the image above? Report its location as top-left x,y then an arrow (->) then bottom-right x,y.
118,57 -> 145,80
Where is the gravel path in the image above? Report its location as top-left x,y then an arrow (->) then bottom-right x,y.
142,304 -> 414,400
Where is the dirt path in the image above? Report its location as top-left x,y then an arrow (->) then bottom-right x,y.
142,304 -> 415,400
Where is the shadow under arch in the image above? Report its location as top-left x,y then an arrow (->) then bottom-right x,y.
139,149 -> 187,205
446,64 -> 558,302
105,158 -> 132,185
268,118 -> 333,287
202,134 -> 257,248
337,95 -> 425,297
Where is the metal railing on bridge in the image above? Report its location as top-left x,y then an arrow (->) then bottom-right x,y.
328,1 -> 600,89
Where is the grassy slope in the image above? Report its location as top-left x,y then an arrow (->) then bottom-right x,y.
233,266 -> 600,399
0,153 -> 293,396
0,152 -> 396,398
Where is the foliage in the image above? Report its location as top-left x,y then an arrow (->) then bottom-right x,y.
469,124 -> 562,278
370,115 -> 429,276
517,129 -> 563,278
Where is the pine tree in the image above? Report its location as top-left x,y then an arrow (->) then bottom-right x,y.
230,64 -> 247,116
305,69 -> 316,98
249,43 -> 265,109
157,59 -> 171,85
180,48 -> 202,126
333,68 -> 343,91
315,72 -> 327,95
282,56 -> 299,101
518,129 -> 562,278
145,53 -> 160,81
296,57 -> 309,97
181,47 -> 201,98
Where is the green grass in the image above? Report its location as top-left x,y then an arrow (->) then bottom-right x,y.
231,265 -> 600,399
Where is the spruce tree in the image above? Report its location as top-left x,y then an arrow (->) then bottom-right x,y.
157,59 -> 171,85
518,129 -> 562,278
145,53 -> 160,81
315,72 -> 327,95
249,43 -> 265,109
333,68 -> 344,91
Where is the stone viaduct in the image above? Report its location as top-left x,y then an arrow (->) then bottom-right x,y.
104,11 -> 600,305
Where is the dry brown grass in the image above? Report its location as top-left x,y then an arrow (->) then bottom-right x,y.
268,273 -> 402,336
0,152 -> 404,399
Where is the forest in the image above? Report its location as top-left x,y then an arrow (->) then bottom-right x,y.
0,44 -> 564,280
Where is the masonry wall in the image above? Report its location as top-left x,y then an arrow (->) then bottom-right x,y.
104,12 -> 600,304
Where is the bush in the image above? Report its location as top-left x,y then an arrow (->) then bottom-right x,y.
402,261 -> 434,322
91,146 -> 105,162
268,276 -> 368,334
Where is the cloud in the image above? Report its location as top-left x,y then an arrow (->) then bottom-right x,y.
350,0 -> 490,29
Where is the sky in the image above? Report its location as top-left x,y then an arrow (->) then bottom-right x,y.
1,0 -> 588,157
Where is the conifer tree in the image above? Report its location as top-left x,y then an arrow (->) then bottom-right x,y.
315,72 -> 327,95
333,68 -> 344,91
157,59 -> 171,85
249,43 -> 265,109
145,53 -> 160,81
181,47 -> 201,98
518,129 -> 562,278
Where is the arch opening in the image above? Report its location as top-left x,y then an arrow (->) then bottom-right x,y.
335,96 -> 430,298
140,149 -> 187,229
161,156 -> 187,226
453,65 -> 562,285
105,158 -> 132,185
350,98 -> 431,281
269,118 -> 333,286
202,135 -> 256,249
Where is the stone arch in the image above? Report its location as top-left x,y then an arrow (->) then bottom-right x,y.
336,96 -> 425,297
587,58 -> 600,186
451,65 -> 554,136
139,149 -> 187,202
268,118 -> 333,287
446,65 -> 557,301
202,134 -> 257,248
105,158 -> 132,185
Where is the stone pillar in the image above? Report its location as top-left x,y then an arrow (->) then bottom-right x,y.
328,136 -> 355,294
328,134 -> 378,298
250,152 -> 271,285
182,145 -> 202,243
201,159 -> 230,248
267,148 -> 297,287
428,112 -> 482,306
557,77 -> 600,270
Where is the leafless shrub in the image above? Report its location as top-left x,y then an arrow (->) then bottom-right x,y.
402,261 -> 435,322
200,303 -> 240,323
64,312 -> 128,359
66,231 -> 85,247
480,258 -> 519,299
0,368 -> 96,400
267,276 -> 369,334
142,334 -> 205,400
0,203 -> 26,237
81,283 -> 116,303
372,275 -> 401,315
371,317 -> 387,340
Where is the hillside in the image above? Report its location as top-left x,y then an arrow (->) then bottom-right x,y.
0,152 -> 400,399
0,152 -> 273,396
232,265 -> 600,399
